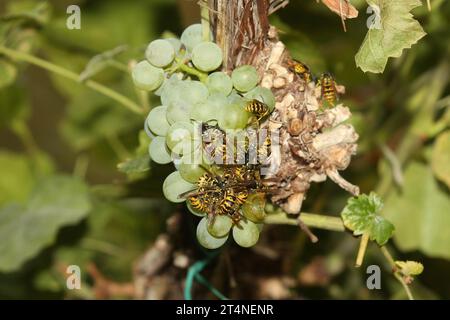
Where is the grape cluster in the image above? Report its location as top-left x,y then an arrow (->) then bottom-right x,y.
132,23 -> 276,249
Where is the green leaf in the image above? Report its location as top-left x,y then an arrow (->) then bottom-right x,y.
341,192 -> 395,245
0,150 -> 53,206
384,162 -> 450,259
0,151 -> 35,206
118,130 -> 151,175
355,0 -> 426,73
79,45 -> 128,82
431,130 -> 450,188
60,86 -> 142,150
0,175 -> 91,272
395,260 -> 424,276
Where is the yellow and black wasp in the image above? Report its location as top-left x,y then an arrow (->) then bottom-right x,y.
179,165 -> 266,225
318,72 -> 338,107
288,59 -> 313,83
244,99 -> 270,123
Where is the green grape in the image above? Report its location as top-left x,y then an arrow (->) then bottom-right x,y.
232,219 -> 260,248
178,160 -> 207,183
160,74 -> 183,104
145,39 -> 175,68
187,201 -> 206,217
165,122 -> 194,155
197,217 -> 228,249
227,90 -> 245,105
149,136 -> 172,164
132,60 -> 164,91
146,106 -> 171,136
207,215 -> 233,238
218,103 -> 250,130
180,24 -> 203,52
244,86 -> 276,111
207,72 -> 233,95
241,193 -> 266,223
190,93 -> 226,122
190,101 -> 216,123
207,92 -> 228,109
166,37 -> 182,53
192,42 -> 223,72
231,65 -> 259,92
166,80 -> 209,124
162,171 -> 195,203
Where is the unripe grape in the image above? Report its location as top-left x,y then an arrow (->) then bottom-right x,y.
231,65 -> 259,92
180,24 -> 203,52
192,42 -> 223,72
178,161 -> 207,183
197,217 -> 228,249
166,38 -> 182,53
149,136 -> 172,164
242,193 -> 266,223
190,93 -> 226,123
207,72 -> 233,95
218,103 -> 251,130
232,219 -> 260,248
207,215 -> 233,238
145,39 -> 175,68
146,106 -> 170,136
166,80 -> 208,124
132,60 -> 164,91
166,122 -> 194,155
162,171 -> 195,203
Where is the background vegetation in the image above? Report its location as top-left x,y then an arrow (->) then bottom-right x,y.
0,0 -> 448,299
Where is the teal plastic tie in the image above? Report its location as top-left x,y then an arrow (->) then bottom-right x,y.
184,250 -> 228,300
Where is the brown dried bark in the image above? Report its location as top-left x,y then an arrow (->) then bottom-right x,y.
208,0 -> 359,214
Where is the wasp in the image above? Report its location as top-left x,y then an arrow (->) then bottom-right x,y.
245,99 -> 270,123
179,166 -> 266,224
189,194 -> 210,212
318,72 -> 338,106
288,59 -> 313,83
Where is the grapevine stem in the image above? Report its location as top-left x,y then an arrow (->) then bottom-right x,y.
0,46 -> 145,115
200,0 -> 211,42
177,60 -> 208,82
355,233 -> 370,267
264,211 -> 346,232
380,246 -> 415,300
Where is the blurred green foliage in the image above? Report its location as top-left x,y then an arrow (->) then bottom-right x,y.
0,0 -> 448,299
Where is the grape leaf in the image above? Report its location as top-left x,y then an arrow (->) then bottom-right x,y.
355,0 -> 426,73
384,162 -> 450,259
395,260 -> 424,276
431,130 -> 450,188
341,192 -> 395,245
118,130 -> 151,175
0,150 -> 53,206
0,175 -> 91,272
79,45 -> 128,82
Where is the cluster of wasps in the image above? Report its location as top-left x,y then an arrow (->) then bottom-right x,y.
287,59 -> 339,106
180,165 -> 265,226
179,110 -> 273,227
